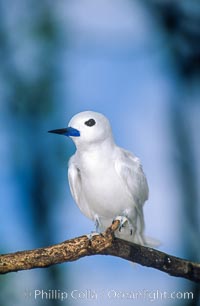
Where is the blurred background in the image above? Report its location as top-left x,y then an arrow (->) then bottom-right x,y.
0,0 -> 200,305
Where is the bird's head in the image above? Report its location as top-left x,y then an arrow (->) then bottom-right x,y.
48,111 -> 114,149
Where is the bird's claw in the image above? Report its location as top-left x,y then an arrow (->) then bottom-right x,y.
113,216 -> 128,232
113,216 -> 135,235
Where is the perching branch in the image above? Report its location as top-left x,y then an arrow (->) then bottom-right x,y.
0,220 -> 199,283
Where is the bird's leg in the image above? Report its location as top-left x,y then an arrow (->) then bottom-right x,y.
87,215 -> 102,240
94,214 -> 101,232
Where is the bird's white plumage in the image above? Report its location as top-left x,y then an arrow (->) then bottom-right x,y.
66,111 -> 151,245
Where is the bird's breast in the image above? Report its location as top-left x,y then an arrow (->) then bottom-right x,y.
79,158 -> 132,218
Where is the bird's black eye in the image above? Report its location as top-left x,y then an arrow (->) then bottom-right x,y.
84,118 -> 96,127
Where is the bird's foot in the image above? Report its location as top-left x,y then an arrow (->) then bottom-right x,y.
86,231 -> 101,240
86,231 -> 103,240
113,216 -> 136,236
113,216 -> 128,232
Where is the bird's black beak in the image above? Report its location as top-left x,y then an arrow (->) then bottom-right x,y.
48,127 -> 80,137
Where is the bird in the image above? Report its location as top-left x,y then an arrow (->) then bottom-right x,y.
49,111 -> 152,246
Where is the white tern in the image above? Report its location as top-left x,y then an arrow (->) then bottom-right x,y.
49,111 -> 153,246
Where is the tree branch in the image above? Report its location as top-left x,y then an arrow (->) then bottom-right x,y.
0,220 -> 199,283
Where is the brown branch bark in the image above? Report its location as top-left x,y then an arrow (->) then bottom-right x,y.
0,220 -> 199,283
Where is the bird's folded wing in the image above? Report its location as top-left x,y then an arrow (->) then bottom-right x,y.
68,156 -> 82,205
114,147 -> 149,206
